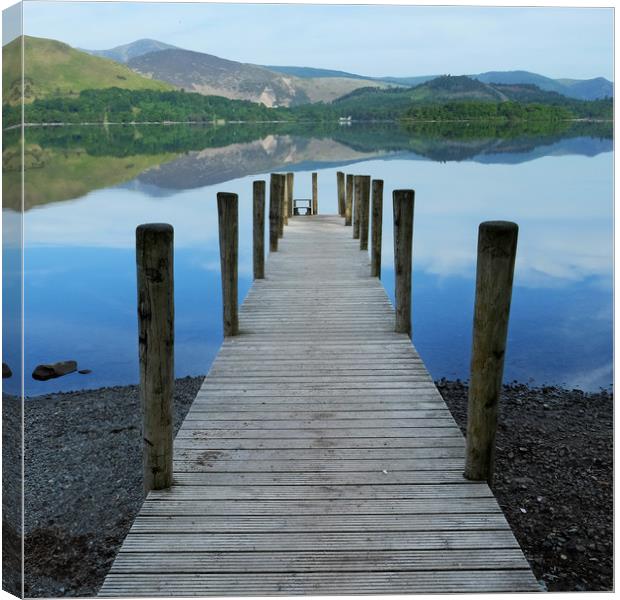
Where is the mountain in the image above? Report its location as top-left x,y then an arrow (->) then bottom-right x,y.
263,65 -> 612,101
82,38 -> 178,63
2,36 -> 172,105
408,75 -> 508,102
127,48 -> 309,107
327,75 -> 612,122
126,48 -> 392,107
263,65 -> 368,80
470,71 -> 612,101
558,77 -> 613,101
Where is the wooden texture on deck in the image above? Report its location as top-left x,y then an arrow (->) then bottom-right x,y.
100,215 -> 538,596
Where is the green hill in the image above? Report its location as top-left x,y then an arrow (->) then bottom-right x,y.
2,36 -> 173,105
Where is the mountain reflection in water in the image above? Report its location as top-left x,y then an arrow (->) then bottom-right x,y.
2,121 -> 613,395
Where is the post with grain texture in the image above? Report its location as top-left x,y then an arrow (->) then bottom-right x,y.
253,180 -> 265,279
371,179 -> 384,277
464,221 -> 518,486
345,174 -> 353,226
393,190 -> 414,336
287,172 -> 294,219
312,172 -> 318,215
136,223 -> 174,492
283,177 -> 289,227
217,192 -> 239,337
278,175 -> 285,237
353,176 -> 361,239
358,175 -> 371,251
337,171 -> 345,216
269,174 -> 284,252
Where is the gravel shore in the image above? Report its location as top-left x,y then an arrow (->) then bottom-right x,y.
11,377 -> 613,596
437,379 -> 613,592
22,376 -> 204,597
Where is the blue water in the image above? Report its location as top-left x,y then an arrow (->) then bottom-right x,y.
3,124 -> 613,396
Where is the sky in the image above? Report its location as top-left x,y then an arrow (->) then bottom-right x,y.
4,2 -> 615,80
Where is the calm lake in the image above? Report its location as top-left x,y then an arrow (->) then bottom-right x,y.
2,121 -> 613,396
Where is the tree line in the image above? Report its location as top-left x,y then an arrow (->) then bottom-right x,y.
2,86 -> 613,128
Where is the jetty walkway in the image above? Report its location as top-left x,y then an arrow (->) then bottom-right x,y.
100,207 -> 538,596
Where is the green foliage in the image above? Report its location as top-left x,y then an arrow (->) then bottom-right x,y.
2,36 -> 172,109
4,87 -> 294,125
2,76 -> 612,128
403,101 -> 573,122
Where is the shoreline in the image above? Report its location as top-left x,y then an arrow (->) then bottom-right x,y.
4,116 -> 612,132
5,377 -> 612,596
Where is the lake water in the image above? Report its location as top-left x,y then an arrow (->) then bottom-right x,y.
2,121 -> 613,396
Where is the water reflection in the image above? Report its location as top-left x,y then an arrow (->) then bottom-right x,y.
3,121 -> 612,394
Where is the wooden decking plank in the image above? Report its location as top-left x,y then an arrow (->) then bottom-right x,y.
110,548 -> 530,571
100,214 -> 537,596
129,514 -> 511,533
99,571 -> 539,596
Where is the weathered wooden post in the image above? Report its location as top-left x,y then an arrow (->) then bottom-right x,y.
353,176 -> 361,239
464,221 -> 518,485
337,171 -> 345,216
269,174 -> 284,251
217,192 -> 239,337
253,180 -> 265,279
312,172 -> 318,215
136,223 -> 174,492
371,179 -> 383,277
345,174 -> 353,226
358,175 -> 371,251
393,189 -> 414,336
278,174 -> 285,238
283,176 -> 289,227
287,172 -> 294,219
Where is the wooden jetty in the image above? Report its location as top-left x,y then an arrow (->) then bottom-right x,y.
100,179 -> 538,596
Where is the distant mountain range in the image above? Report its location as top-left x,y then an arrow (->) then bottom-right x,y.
4,35 -> 612,112
83,38 -> 612,103
267,67 -> 613,102
83,39 -> 392,107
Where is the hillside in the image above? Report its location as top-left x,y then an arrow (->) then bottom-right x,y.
127,48 -> 309,107
332,76 -> 508,116
2,36 -> 172,105
263,65 -> 369,80
126,48 -> 391,107
327,76 -> 612,121
351,71 -> 612,101
472,70 -> 613,100
409,75 -> 508,102
559,77 -> 613,101
82,39 -> 178,63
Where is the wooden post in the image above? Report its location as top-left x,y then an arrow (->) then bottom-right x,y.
269,174 -> 284,252
358,175 -> 371,251
217,192 -> 239,337
278,174 -> 285,238
136,223 -> 174,492
283,176 -> 289,227
312,172 -> 318,215
370,179 -> 383,277
337,171 -> 345,216
287,172 -> 294,218
353,176 -> 361,239
253,180 -> 265,279
393,189 -> 414,336
464,221 -> 518,485
345,174 -> 353,226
